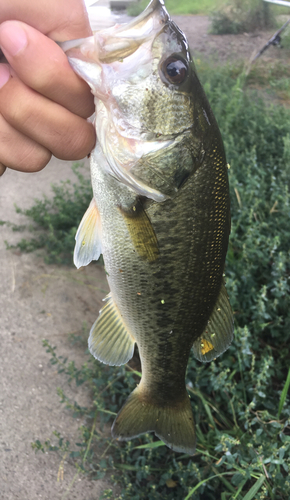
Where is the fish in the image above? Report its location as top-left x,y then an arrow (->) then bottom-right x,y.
61,0 -> 234,455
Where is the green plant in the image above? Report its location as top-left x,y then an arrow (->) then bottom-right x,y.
5,163 -> 93,265
210,0 -> 276,34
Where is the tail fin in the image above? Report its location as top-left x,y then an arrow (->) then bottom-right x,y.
111,386 -> 196,455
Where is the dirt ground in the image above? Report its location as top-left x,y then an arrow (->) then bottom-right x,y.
0,9 -> 287,500
175,15 -> 288,63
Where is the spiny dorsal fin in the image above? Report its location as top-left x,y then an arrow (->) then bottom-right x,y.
118,198 -> 159,262
192,281 -> 234,362
74,198 -> 102,269
89,294 -> 135,366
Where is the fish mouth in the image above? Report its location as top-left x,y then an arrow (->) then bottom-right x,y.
60,0 -> 170,64
59,0 -> 180,203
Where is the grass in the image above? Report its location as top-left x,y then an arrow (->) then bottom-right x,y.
8,52 -> 290,500
127,0 -> 225,17
128,0 -> 278,34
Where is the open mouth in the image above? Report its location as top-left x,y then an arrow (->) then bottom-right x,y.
60,0 -> 169,64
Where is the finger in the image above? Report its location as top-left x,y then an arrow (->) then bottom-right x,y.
0,67 -> 96,161
0,163 -> 6,176
0,113 -> 51,172
0,0 -> 91,41
0,21 -> 94,118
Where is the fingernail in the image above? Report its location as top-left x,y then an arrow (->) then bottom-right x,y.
0,22 -> 27,56
0,65 -> 10,89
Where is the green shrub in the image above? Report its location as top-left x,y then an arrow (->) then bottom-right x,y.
6,163 -> 93,265
127,0 -> 148,17
210,0 -> 276,34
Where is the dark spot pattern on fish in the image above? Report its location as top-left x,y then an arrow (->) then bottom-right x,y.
69,0 -> 232,452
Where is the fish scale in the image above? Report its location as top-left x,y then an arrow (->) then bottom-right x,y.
90,131 -> 228,402
64,0 -> 234,454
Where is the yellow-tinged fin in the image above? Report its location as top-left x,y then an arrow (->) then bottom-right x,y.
111,386 -> 196,455
119,199 -> 159,262
74,198 -> 102,269
192,281 -> 234,362
88,294 -> 135,366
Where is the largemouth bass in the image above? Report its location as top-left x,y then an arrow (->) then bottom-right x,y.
62,0 -> 234,455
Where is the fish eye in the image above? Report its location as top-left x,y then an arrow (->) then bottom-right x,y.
161,56 -> 188,85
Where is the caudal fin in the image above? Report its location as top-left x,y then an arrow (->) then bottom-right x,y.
111,386 -> 196,455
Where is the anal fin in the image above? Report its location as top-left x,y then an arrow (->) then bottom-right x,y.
192,281 -> 234,362
89,294 -> 135,366
74,198 -> 102,269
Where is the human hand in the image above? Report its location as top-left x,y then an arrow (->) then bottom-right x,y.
0,0 -> 96,177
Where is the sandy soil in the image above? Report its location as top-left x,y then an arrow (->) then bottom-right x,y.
0,10 -> 286,500
0,159 -> 112,499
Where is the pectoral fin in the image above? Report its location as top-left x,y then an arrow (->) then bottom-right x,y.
89,294 -> 135,366
192,281 -> 234,362
74,198 -> 102,269
119,198 -> 159,262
